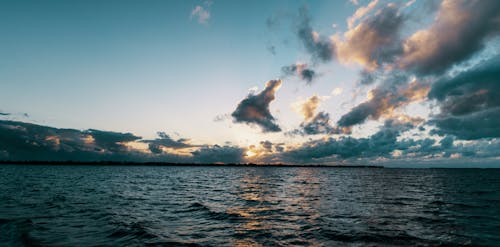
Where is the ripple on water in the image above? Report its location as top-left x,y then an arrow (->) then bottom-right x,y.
1,165 -> 500,246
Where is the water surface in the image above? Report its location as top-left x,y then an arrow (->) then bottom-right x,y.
1,165 -> 499,246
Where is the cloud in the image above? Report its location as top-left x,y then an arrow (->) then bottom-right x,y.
281,63 -> 317,83
332,3 -> 405,70
337,75 -> 429,128
244,140 -> 287,163
347,0 -> 379,29
1,118 -> 499,165
295,95 -> 322,121
404,0 -> 417,8
429,56 -> 500,113
281,4 -> 404,85
297,7 -> 335,62
280,135 -> 499,165
282,118 -> 419,162
231,80 -> 282,132
213,114 -> 230,122
331,87 -> 343,96
291,1 -> 498,76
349,0 -> 359,6
428,56 -> 500,139
359,69 -> 378,85
190,5 -> 210,24
292,3 -> 406,71
399,0 -> 500,75
141,132 -> 193,154
299,112 -> 343,136
190,145 -> 245,164
276,117 -> 500,165
84,129 -> 141,153
288,95 -> 346,136
0,120 -> 134,161
0,120 -> 245,164
430,108 -> 500,140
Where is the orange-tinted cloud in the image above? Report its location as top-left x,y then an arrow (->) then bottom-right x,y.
399,0 -> 500,75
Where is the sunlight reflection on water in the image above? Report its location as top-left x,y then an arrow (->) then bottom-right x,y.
1,165 -> 500,246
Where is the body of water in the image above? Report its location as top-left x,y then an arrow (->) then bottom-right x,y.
1,165 -> 499,246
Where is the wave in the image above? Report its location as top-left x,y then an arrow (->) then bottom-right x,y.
0,218 -> 43,247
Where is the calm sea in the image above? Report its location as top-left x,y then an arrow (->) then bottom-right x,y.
1,165 -> 499,246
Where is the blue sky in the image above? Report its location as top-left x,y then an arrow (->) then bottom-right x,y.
0,0 -> 358,142
1,0 -> 499,166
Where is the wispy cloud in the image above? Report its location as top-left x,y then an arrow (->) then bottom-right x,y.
281,63 -> 317,84
347,0 -> 379,29
190,5 -> 210,25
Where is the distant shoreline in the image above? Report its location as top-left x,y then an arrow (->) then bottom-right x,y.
0,160 -> 383,168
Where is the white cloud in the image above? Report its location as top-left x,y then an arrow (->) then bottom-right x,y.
190,5 -> 210,25
347,0 -> 379,29
331,87 -> 343,96
349,0 -> 359,6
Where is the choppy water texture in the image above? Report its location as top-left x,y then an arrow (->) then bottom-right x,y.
1,165 -> 500,246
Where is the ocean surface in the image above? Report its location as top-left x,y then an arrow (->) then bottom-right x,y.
1,165 -> 499,246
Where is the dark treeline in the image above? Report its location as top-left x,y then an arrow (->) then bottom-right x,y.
0,160 -> 384,168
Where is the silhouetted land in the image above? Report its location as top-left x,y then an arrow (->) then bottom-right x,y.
0,160 -> 383,168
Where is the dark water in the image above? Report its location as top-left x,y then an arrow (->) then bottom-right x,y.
1,165 -> 500,246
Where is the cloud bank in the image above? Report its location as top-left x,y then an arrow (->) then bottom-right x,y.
0,120 -> 244,164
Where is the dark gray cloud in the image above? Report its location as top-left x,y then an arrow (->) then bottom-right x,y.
260,140 -> 273,151
440,135 -> 455,149
0,120 -> 123,161
141,132 -> 193,154
281,63 -> 316,83
85,129 -> 141,153
297,7 -> 335,63
288,111 -> 347,136
275,119 -> 500,164
1,118 -> 499,165
400,0 -> 500,75
396,135 -> 500,161
0,120 -> 244,164
430,108 -> 500,140
337,75 -> 429,128
300,112 -> 335,135
259,140 -> 285,153
359,69 -> 377,85
283,119 -> 417,162
231,80 -> 282,132
429,56 -> 500,112
337,102 -> 375,128
190,145 -> 245,164
286,95 -> 347,136
428,56 -> 500,139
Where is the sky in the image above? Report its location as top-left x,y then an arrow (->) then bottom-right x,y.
1,0 -> 499,166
